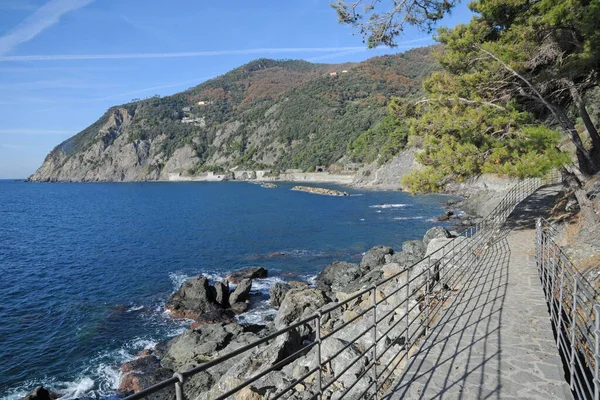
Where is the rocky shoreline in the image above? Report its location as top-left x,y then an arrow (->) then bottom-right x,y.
107,225 -> 461,400
291,186 -> 349,196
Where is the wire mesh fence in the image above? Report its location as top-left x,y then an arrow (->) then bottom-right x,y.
123,173 -> 562,400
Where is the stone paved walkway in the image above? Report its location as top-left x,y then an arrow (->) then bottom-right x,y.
383,185 -> 573,399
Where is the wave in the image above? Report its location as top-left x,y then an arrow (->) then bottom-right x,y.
126,304 -> 144,313
369,203 -> 408,209
393,216 -> 424,220
168,272 -> 194,291
236,301 -> 278,325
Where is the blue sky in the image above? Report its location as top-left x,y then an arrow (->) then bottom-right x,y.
0,0 -> 473,179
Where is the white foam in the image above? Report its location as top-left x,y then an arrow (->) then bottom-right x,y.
393,216 -> 424,220
369,203 -> 408,209
126,304 -> 144,312
251,276 -> 285,292
59,377 -> 95,400
168,272 -> 194,291
236,301 -> 278,325
202,272 -> 225,283
359,218 -> 365,221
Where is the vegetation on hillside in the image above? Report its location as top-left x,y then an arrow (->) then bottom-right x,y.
336,0 -> 600,230
49,48 -> 439,174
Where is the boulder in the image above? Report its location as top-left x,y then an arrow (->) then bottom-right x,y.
20,387 -> 59,400
189,310 -> 235,328
316,261 -> 362,292
230,302 -> 249,314
119,356 -> 174,398
161,325 -> 233,371
161,323 -> 265,399
229,279 -> 252,305
202,331 -> 302,399
390,240 -> 426,267
165,276 -> 225,321
269,282 -> 292,308
437,210 -> 455,221
214,281 -> 229,306
226,267 -> 268,284
274,288 -> 331,332
360,245 -> 394,271
422,227 -> 451,247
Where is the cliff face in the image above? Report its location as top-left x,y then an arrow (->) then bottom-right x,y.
29,47 -> 440,182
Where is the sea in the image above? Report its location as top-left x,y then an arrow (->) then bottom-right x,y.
0,180 -> 456,399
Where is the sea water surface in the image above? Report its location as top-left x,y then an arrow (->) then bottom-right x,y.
0,180 -> 455,399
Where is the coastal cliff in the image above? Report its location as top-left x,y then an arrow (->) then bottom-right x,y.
28,47 -> 439,183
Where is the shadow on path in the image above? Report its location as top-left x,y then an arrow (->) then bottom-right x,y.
383,183 -> 571,399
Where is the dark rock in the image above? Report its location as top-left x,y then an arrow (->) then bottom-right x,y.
422,226 -> 451,246
289,280 -> 309,288
165,276 -> 223,320
214,281 -> 229,306
360,245 -> 394,271
274,288 -> 331,334
229,279 -> 252,305
189,310 -> 235,328
437,210 -> 455,221
270,282 -> 292,308
230,302 -> 249,314
316,261 -> 362,292
390,240 -> 426,267
160,323 -> 264,398
20,387 -> 59,400
226,267 -> 267,284
119,356 -> 174,398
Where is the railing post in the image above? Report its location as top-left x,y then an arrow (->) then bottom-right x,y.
594,304 -> 600,400
316,312 -> 323,400
405,267 -> 411,346
535,218 -> 542,277
425,257 -> 431,334
556,254 -> 565,349
570,276 -> 578,390
549,244 -> 557,324
371,285 -> 378,400
173,372 -> 184,400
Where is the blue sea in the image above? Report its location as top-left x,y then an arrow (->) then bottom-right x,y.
0,180 -> 454,399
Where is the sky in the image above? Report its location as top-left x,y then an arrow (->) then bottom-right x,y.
0,0 -> 473,179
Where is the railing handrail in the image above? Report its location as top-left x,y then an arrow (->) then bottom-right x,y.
123,172 -> 561,400
537,217 -> 600,400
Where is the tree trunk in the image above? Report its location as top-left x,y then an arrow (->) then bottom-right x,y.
554,106 -> 599,174
567,80 -> 600,151
562,168 -> 599,242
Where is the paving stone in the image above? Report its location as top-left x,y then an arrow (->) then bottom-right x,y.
383,185 -> 573,399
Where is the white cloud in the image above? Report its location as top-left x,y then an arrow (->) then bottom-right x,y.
0,129 -> 73,135
0,38 -> 432,62
0,0 -> 94,56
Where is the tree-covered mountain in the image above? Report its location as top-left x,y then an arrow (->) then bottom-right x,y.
28,46 -> 439,182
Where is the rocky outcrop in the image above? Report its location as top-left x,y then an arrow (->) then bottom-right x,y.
423,226 -> 452,246
166,270 -> 263,322
165,276 -> 226,320
226,267 -> 267,284
291,186 -> 349,196
20,387 -> 59,400
119,356 -> 174,398
229,279 -> 252,306
352,148 -> 418,190
119,226 -> 467,400
269,282 -> 292,308
274,288 -> 331,333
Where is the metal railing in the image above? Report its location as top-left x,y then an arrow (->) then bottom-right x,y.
123,173 -> 561,400
537,218 -> 600,400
